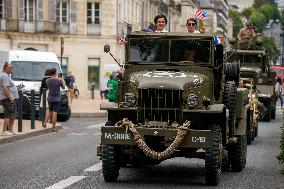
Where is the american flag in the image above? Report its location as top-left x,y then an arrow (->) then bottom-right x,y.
119,33 -> 127,45
195,9 -> 207,21
214,36 -> 223,45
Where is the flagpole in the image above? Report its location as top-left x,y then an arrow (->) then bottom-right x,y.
60,37 -> 63,68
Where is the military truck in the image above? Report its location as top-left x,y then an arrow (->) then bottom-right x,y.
227,49 -> 276,122
239,78 -> 264,144
97,32 -> 250,186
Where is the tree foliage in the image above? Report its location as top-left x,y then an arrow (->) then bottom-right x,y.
263,37 -> 278,61
241,3 -> 280,32
229,10 -> 243,37
253,0 -> 276,8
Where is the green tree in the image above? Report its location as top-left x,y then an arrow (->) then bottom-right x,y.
263,37 -> 278,61
250,11 -> 267,32
242,7 -> 255,19
253,0 -> 276,8
229,10 -> 243,37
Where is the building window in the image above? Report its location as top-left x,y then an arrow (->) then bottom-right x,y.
0,0 -> 4,19
87,2 -> 100,24
56,1 -> 68,23
25,0 -> 34,21
88,58 -> 100,90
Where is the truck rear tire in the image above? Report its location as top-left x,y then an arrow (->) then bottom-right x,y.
102,145 -> 120,182
223,81 -> 237,137
247,111 -> 253,145
205,125 -> 222,186
262,100 -> 272,122
229,135 -> 246,172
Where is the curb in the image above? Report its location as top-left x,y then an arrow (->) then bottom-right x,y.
0,125 -> 63,145
71,112 -> 107,118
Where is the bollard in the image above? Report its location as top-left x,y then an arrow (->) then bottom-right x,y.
18,90 -> 23,132
42,88 -> 46,126
91,83 -> 95,99
30,90 -> 35,129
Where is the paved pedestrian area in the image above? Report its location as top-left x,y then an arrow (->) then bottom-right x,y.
0,97 -> 106,144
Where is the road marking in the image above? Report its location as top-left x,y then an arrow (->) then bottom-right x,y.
85,124 -> 102,129
67,133 -> 87,136
84,162 -> 102,172
93,133 -> 101,136
45,176 -> 86,189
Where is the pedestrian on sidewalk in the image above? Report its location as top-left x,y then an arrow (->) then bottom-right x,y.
65,71 -> 75,104
40,68 -> 52,128
107,74 -> 118,102
0,62 -> 19,136
46,68 -> 65,132
275,78 -> 283,109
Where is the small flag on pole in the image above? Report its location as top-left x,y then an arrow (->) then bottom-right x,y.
119,33 -> 127,45
61,37 -> 64,55
195,9 -> 207,21
214,36 -> 223,45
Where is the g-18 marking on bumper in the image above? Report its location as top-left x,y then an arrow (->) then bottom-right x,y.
192,136 -> 206,143
104,133 -> 131,140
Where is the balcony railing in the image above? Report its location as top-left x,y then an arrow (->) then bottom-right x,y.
87,23 -> 101,35
0,19 -> 74,34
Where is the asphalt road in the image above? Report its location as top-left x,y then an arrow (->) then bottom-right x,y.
0,110 -> 283,189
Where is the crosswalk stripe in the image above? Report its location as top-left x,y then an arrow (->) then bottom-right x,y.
84,162 -> 102,172
85,124 -> 101,129
45,176 -> 86,189
93,133 -> 101,136
66,133 -> 87,136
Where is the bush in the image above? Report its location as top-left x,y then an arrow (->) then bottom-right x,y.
278,112 -> 284,174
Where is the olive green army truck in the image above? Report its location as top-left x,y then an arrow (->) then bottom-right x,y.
227,49 -> 276,122
97,33 -> 249,186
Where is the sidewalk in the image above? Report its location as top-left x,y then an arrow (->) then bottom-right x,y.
70,97 -> 107,118
0,97 -> 106,145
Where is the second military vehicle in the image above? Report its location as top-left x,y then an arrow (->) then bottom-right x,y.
97,32 -> 250,186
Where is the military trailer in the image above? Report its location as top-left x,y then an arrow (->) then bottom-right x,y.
239,78 -> 264,144
227,49 -> 276,122
97,32 -> 249,186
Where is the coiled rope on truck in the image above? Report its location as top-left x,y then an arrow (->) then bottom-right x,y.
115,118 -> 191,160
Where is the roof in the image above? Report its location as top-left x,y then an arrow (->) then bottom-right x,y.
8,50 -> 59,63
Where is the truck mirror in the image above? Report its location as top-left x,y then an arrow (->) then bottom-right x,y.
104,44 -> 110,53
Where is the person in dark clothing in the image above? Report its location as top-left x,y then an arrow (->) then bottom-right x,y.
40,69 -> 52,128
46,68 -> 65,132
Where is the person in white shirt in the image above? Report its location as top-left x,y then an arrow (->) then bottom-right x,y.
154,14 -> 168,32
186,18 -> 200,33
275,78 -> 283,109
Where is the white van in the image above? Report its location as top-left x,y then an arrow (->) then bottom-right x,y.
0,50 -> 71,121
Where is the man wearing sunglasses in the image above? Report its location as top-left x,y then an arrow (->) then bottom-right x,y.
0,62 -> 19,136
186,18 -> 200,33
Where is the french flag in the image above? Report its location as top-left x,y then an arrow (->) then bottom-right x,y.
214,36 -> 223,45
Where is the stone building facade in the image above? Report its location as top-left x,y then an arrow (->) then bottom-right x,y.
0,0 -> 181,97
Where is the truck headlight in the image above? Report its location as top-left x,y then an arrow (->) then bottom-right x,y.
124,93 -> 136,107
61,91 -> 68,96
258,78 -> 263,84
187,94 -> 198,109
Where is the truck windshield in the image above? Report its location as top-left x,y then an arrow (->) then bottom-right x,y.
128,38 -> 211,64
11,61 -> 60,81
239,54 -> 262,66
128,38 -> 169,62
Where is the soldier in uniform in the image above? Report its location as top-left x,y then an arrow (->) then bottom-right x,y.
237,22 -> 256,49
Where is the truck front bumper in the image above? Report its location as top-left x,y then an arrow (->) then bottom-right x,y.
100,126 -> 212,149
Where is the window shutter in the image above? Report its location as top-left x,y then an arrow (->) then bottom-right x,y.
18,0 -> 25,20
37,0 -> 44,31
70,0 -> 77,34
6,0 -> 13,18
49,0 -> 56,21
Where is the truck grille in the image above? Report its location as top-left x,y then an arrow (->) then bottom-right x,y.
138,89 -> 182,123
240,71 -> 257,79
